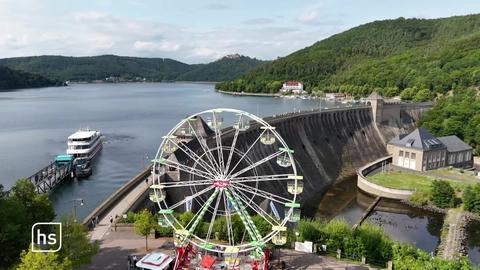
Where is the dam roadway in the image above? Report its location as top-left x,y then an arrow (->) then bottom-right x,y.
84,101 -> 431,240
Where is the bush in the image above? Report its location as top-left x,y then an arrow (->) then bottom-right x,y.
297,219 -> 324,243
410,190 -> 430,205
463,184 -> 480,213
430,180 -> 455,208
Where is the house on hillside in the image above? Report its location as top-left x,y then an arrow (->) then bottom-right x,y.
387,128 -> 473,171
280,81 -> 305,94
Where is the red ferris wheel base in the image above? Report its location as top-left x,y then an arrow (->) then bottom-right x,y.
173,246 -> 270,270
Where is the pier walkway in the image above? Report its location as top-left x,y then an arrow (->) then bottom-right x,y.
84,166 -> 152,241
27,159 -> 73,194
437,209 -> 467,260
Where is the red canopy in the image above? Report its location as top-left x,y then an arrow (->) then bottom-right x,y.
199,256 -> 216,269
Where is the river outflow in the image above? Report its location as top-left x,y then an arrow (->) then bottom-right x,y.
316,176 -> 444,254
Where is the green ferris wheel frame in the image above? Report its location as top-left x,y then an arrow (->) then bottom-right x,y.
151,108 -> 301,254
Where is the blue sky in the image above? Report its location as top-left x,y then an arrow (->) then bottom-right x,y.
1,0 -> 480,63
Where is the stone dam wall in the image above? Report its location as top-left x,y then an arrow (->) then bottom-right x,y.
140,105 -> 431,217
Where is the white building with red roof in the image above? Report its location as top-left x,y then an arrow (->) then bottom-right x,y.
280,81 -> 305,94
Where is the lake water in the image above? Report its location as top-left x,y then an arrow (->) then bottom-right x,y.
0,82 -> 336,220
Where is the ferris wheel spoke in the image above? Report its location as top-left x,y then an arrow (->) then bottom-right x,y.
165,137 -> 220,176
226,129 -> 266,178
223,191 -> 234,246
167,185 -> 214,210
231,182 -> 291,204
225,189 -> 262,242
187,120 -> 222,174
159,179 -> 212,188
230,174 -> 294,183
206,189 -> 223,242
158,158 -> 216,179
212,112 -> 225,173
223,118 -> 241,176
229,186 -> 279,227
229,150 -> 284,179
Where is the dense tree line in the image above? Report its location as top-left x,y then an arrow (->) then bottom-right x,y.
216,14 -> 480,98
419,88 -> 480,154
0,54 -> 265,83
0,66 -> 62,90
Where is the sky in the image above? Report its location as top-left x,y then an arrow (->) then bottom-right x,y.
1,0 -> 480,64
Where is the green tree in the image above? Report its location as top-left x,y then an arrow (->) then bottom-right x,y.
16,250 -> 72,270
430,180 -> 455,208
134,209 -> 155,250
0,179 -> 55,267
59,216 -> 99,267
413,88 -> 434,102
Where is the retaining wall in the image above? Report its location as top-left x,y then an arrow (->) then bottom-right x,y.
356,156 -> 414,200
82,165 -> 152,226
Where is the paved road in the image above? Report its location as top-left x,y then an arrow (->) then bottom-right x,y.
83,229 -> 379,270
88,176 -> 152,241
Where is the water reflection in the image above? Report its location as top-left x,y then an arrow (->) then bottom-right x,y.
467,219 -> 480,265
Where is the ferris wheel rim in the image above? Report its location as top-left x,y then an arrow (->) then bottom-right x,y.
152,108 -> 299,253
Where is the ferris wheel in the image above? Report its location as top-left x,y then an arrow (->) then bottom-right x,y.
150,108 -> 303,260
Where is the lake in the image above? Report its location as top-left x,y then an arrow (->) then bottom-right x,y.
0,82 -> 336,220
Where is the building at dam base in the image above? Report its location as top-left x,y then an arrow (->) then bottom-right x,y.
387,127 -> 473,172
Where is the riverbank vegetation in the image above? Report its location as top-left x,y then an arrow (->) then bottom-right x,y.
0,180 -> 98,269
0,66 -> 62,90
121,209 -> 477,269
216,14 -> 480,99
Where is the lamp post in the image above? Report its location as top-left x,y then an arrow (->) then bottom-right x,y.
71,198 -> 84,222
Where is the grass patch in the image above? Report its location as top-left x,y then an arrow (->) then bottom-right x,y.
367,171 -> 468,193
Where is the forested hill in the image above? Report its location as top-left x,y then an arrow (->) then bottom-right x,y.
0,66 -> 62,91
216,14 -> 480,98
0,55 -> 193,82
0,54 -> 266,83
177,54 -> 267,81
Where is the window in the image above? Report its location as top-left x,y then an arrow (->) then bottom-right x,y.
411,153 -> 416,160
466,151 -> 472,161
399,150 -> 404,157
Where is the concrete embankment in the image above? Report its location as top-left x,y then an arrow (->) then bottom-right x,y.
92,103 -> 430,226
82,165 -> 151,227
356,156 -> 414,200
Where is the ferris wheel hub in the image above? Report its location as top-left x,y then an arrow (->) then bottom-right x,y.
213,179 -> 230,188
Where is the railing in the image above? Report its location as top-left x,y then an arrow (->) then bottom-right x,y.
27,161 -> 72,194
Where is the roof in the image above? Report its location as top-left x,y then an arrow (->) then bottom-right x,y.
437,136 -> 472,152
366,92 -> 384,100
55,155 -> 74,162
68,130 -> 97,139
284,81 -> 303,86
388,128 -> 445,151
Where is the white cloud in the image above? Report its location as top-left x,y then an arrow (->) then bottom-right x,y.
298,10 -> 320,24
133,41 -> 180,52
0,2 -> 346,63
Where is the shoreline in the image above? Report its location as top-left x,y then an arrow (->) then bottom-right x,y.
216,89 -> 281,97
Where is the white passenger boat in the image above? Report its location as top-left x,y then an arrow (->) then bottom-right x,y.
66,129 -> 103,160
